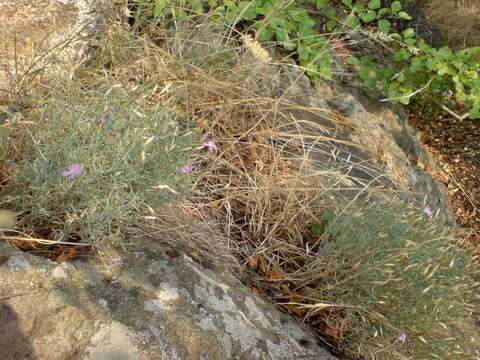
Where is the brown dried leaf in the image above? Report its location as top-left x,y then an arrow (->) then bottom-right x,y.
266,271 -> 283,281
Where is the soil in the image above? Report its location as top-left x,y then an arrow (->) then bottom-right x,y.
409,110 -> 480,247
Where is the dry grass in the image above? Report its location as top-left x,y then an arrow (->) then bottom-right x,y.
120,13 -> 479,360
3,7 -> 479,359
417,0 -> 480,48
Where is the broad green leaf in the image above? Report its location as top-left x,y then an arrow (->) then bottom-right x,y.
418,40 -> 431,53
255,5 -> 268,15
438,46 -> 454,60
391,1 -> 402,13
469,106 -> 480,119
190,0 -> 204,13
257,29 -> 275,41
326,19 -> 337,31
390,33 -> 403,41
404,38 -> 416,47
426,57 -> 438,71
341,0 -> 353,6
364,78 -> 377,90
368,0 -> 381,10
326,9 -> 335,18
315,0 -> 326,9
398,11 -> 412,20
362,10 -> 377,23
225,6 -> 239,24
275,29 -> 295,50
347,56 -> 360,66
317,55 -> 333,79
403,28 -> 415,39
358,66 -> 371,79
238,1 -> 259,20
289,8 -> 309,22
354,4 -> 365,13
437,63 -> 450,75
394,48 -> 411,61
378,19 -> 391,33
298,24 -> 317,39
410,57 -> 424,73
346,14 -> 360,28
378,8 -> 390,16
300,60 -> 317,78
297,46 -> 311,62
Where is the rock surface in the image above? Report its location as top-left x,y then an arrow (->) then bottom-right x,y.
0,240 -> 338,360
0,0 -> 109,102
260,56 -> 455,226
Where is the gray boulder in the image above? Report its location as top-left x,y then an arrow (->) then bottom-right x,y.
0,240 -> 337,360
0,0 -> 109,96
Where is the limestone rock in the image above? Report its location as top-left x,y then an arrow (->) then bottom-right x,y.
0,241 -> 338,360
0,0 -> 110,101
261,59 -> 455,225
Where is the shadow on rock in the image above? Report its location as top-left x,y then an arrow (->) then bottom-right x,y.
0,302 -> 36,360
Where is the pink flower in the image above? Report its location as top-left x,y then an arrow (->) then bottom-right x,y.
62,163 -> 82,180
95,115 -> 107,124
397,333 -> 407,344
422,205 -> 433,219
181,164 -> 193,174
201,139 -> 218,154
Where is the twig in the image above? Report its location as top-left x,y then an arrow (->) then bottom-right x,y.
380,78 -> 433,102
1,236 -> 91,247
439,104 -> 470,121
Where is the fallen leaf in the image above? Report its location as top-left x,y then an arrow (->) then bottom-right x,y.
417,161 -> 426,170
325,326 -> 340,339
251,286 -> 263,294
266,271 -> 284,280
248,255 -> 260,269
57,247 -> 78,263
257,257 -> 268,274
280,282 -> 291,296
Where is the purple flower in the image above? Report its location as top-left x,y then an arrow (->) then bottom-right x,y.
62,163 -> 82,180
422,205 -> 433,219
95,115 -> 107,124
181,164 -> 193,174
397,333 -> 407,344
202,139 -> 218,154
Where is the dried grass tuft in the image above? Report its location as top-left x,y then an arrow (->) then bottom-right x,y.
120,14 -> 479,359
3,8 -> 479,360
418,0 -> 480,48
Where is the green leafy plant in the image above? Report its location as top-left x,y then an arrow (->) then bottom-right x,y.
133,0 -> 334,78
137,0 -> 480,118
351,42 -> 480,117
337,0 -> 480,119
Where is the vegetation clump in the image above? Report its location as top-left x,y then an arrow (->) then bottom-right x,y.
1,3 -> 478,360
133,0 -> 480,119
2,50 -> 195,245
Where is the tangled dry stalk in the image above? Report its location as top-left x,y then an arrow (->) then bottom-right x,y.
417,0 -> 480,48
2,7 -> 478,359
124,14 -> 478,360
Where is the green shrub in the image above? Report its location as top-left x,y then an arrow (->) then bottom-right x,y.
308,199 -> 478,359
133,0 -> 480,118
6,84 -> 195,244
